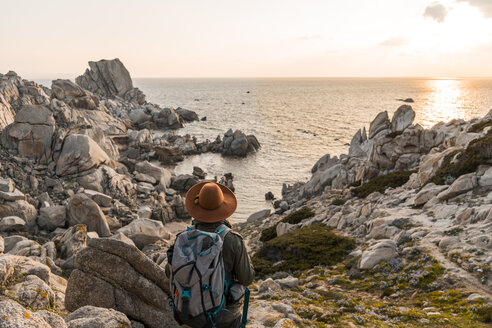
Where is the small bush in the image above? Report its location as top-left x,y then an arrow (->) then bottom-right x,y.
259,207 -> 315,242
253,223 -> 356,277
469,119 -> 492,133
352,170 -> 414,198
430,131 -> 492,185
477,304 -> 492,323
331,198 -> 346,206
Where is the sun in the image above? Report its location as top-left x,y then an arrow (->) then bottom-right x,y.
413,2 -> 492,55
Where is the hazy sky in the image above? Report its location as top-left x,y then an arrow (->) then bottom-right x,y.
1,0 -> 492,78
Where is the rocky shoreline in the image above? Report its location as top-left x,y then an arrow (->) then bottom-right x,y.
0,59 -> 260,327
0,58 -> 491,327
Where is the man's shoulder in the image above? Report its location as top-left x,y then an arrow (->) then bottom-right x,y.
224,229 -> 244,245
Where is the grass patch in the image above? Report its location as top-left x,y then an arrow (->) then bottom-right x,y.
259,207 -> 315,242
352,170 -> 414,198
469,119 -> 492,133
430,131 -> 492,185
331,198 -> 346,206
253,223 -> 356,277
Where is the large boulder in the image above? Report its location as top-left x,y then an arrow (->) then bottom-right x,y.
369,111 -> 390,139
3,105 -> 55,162
116,218 -> 170,249
56,134 -> 111,176
67,194 -> 111,237
65,306 -> 131,328
0,216 -> 25,232
391,105 -> 415,132
0,298 -> 52,327
75,59 -> 145,104
51,79 -> 100,110
37,206 -> 67,231
437,173 -> 478,201
219,129 -> 261,157
414,183 -> 448,206
175,107 -> 199,122
359,240 -> 397,270
134,161 -> 172,187
0,201 -> 37,227
65,238 -> 179,328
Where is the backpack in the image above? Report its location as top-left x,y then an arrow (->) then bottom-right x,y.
167,224 -> 250,327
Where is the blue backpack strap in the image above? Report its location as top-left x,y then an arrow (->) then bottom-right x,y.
241,287 -> 250,328
215,224 -> 230,240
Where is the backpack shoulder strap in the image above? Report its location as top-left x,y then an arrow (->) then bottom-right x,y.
214,224 -> 231,241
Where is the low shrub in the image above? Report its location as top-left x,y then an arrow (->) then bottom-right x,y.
352,170 -> 414,198
259,206 -> 315,242
469,119 -> 492,133
253,223 -> 356,277
430,131 -> 492,185
331,198 -> 346,206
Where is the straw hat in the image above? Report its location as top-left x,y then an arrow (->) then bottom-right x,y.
185,182 -> 237,223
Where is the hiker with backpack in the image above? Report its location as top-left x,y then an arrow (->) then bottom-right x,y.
166,181 -> 255,328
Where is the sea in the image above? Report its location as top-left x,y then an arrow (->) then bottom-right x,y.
38,78 -> 492,222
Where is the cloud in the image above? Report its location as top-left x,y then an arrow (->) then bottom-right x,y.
457,0 -> 492,18
379,36 -> 410,47
423,2 -> 448,22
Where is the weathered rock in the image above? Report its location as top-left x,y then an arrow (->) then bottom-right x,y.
65,306 -> 132,328
54,225 -> 87,259
479,166 -> 492,187
117,218 -> 170,249
51,79 -> 100,110
135,161 -> 172,187
175,107 -> 199,122
192,166 -> 206,179
0,216 -> 25,232
437,173 -> 478,201
65,238 -> 179,328
4,105 -> 55,161
56,134 -> 111,176
152,108 -> 184,129
15,274 -> 55,310
83,189 -> 113,207
171,174 -> 199,192
414,183 -> 448,206
37,206 -> 66,231
0,189 -> 25,201
0,298 -> 51,327
37,310 -> 67,328
369,111 -> 390,139
219,129 -> 260,157
391,105 -> 415,132
0,236 -> 3,254
247,209 -> 271,223
0,178 -> 15,192
67,194 -> 111,237
0,254 -> 51,285
276,222 -> 298,237
76,59 -> 145,104
359,240 -> 397,270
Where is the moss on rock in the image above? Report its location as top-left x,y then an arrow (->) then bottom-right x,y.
253,223 -> 356,277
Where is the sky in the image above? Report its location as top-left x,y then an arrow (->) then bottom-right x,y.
1,0 -> 492,78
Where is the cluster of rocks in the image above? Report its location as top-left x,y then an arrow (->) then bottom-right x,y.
237,106 -> 492,326
0,58 -> 261,326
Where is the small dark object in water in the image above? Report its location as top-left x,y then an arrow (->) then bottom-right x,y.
246,91 -> 250,94
265,191 -> 275,200
194,98 -> 200,101
397,98 -> 414,103
201,116 -> 207,121
241,102 -> 245,105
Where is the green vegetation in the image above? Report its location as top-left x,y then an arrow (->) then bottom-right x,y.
469,119 -> 492,133
352,170 -> 414,198
253,223 -> 356,277
259,206 -> 315,242
430,131 -> 492,185
331,198 -> 346,206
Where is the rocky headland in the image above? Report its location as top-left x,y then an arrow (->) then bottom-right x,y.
238,105 -> 492,327
0,59 -> 260,327
0,58 -> 491,328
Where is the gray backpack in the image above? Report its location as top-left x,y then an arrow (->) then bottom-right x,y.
168,225 -> 245,326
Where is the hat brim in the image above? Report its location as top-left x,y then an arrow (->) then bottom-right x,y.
185,182 -> 237,223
